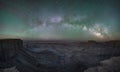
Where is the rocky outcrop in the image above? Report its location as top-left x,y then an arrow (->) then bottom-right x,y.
1,66 -> 19,72
84,56 -> 120,72
16,48 -> 70,72
0,39 -> 23,68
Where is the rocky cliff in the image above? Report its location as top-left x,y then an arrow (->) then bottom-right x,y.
0,39 -> 23,68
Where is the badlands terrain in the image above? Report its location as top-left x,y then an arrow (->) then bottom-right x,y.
0,39 -> 120,72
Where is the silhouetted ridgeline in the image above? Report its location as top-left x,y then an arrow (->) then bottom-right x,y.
0,39 -> 120,72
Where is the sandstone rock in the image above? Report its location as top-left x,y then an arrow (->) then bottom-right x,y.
3,66 -> 19,72
0,39 -> 23,68
16,48 -> 67,72
100,56 -> 120,72
84,56 -> 120,72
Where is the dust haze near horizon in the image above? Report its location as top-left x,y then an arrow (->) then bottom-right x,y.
0,0 -> 120,41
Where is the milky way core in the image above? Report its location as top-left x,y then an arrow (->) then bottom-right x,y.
0,0 -> 120,40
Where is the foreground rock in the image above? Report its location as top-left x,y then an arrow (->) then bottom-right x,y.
1,66 -> 19,72
0,39 -> 23,68
16,48 -> 74,72
84,56 -> 120,72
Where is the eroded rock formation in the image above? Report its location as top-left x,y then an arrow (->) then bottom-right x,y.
0,39 -> 23,68
84,56 -> 120,72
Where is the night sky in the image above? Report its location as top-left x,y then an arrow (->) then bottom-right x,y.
0,0 -> 120,41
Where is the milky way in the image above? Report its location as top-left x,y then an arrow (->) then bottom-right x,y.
0,0 -> 120,40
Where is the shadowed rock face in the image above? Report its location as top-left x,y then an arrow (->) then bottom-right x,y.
16,48 -> 68,72
84,56 -> 120,72
0,39 -> 23,68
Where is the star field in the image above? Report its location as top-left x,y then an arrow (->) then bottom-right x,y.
0,0 -> 120,40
